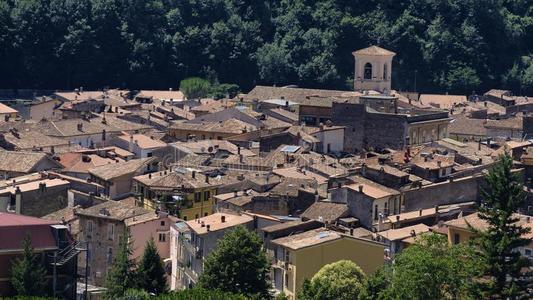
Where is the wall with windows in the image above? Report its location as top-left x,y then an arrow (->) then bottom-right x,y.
129,215 -> 172,261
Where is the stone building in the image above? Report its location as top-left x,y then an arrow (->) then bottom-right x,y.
76,200 -> 172,286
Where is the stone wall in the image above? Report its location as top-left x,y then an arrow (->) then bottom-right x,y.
19,184 -> 69,217
331,103 -> 366,152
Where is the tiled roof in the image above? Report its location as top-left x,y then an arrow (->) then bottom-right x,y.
186,212 -> 253,235
0,128 -> 70,150
419,94 -> 467,109
271,228 -> 342,250
57,153 -> 122,174
484,117 -> 523,130
301,201 -> 349,223
117,133 -> 167,149
76,199 -> 150,221
88,158 -> 153,181
171,119 -> 255,134
352,45 -> 396,56
448,115 -> 487,137
0,150 -> 61,173
0,103 -> 18,114
241,85 -> 350,104
377,223 -> 430,241
136,90 -> 184,101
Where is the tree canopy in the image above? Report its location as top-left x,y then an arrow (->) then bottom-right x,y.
198,226 -> 271,299
136,237 -> 168,295
105,230 -> 137,299
474,153 -> 531,298
299,260 -> 366,300
361,233 -> 482,300
0,0 -> 532,94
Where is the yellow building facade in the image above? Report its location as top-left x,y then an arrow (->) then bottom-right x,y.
271,229 -> 385,299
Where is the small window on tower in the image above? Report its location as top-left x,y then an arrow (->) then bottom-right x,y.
364,63 -> 373,79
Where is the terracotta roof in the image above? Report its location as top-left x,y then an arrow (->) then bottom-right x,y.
242,85 -> 350,104
0,129 -> 70,150
0,213 -> 58,250
117,133 -> 167,149
76,199 -> 149,221
352,45 -> 396,56
366,164 -> 409,178
346,180 -> 399,199
134,170 -> 235,190
419,94 -> 467,109
171,119 -> 255,134
57,153 -> 121,174
484,117 -> 523,130
0,178 -> 69,194
301,201 -> 349,223
136,90 -> 184,101
186,212 -> 253,235
0,103 -> 18,114
0,150 -> 61,173
88,157 -> 153,181
449,115 -> 487,137
377,223 -> 430,241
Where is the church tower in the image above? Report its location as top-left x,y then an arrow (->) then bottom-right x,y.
353,46 -> 395,93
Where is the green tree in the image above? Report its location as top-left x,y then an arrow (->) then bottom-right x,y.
10,234 -> 48,296
179,77 -> 211,100
474,153 -> 531,298
380,233 -> 481,299
198,226 -> 271,299
105,230 -> 137,299
299,260 -> 365,300
136,237 -> 168,295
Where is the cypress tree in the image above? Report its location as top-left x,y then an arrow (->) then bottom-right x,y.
10,234 -> 48,296
476,153 -> 531,298
136,237 -> 168,295
105,230 -> 136,299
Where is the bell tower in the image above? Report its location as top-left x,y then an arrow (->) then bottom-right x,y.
353,46 -> 395,93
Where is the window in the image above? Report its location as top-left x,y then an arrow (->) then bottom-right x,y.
204,212 -> 208,217
203,190 -> 210,200
86,220 -> 93,238
525,248 -> 532,256
195,214 -> 199,219
160,221 -> 165,226
183,216 -> 188,221
364,63 -> 373,79
194,192 -> 201,202
284,272 -> 289,289
87,243 -> 92,261
453,233 -> 460,245
106,247 -> 113,264
383,63 -> 388,80
374,204 -> 379,220
107,223 -> 115,241
147,152 -> 153,157
159,233 -> 166,242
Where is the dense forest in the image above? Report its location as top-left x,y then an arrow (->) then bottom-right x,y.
0,0 -> 532,95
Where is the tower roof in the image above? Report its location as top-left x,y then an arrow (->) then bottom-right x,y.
352,45 -> 396,56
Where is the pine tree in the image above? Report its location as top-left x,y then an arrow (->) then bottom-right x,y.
136,237 -> 168,295
198,226 -> 271,299
105,230 -> 136,299
10,234 -> 48,296
476,153 -> 531,298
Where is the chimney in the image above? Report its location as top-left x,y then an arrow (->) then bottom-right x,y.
201,221 -> 205,227
419,209 -> 422,216
396,215 -> 400,223
192,171 -> 196,179
205,175 -> 209,184
484,101 -> 487,107
221,215 -> 226,223
237,146 -> 241,155
435,205 -> 439,213
129,135 -> 134,152
478,140 -> 481,151
206,224 -> 211,232
349,228 -> 354,236
102,129 -> 106,141
115,106 -> 119,113
234,191 -> 238,197
77,123 -> 83,131
358,185 -> 364,193
437,161 -> 442,168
